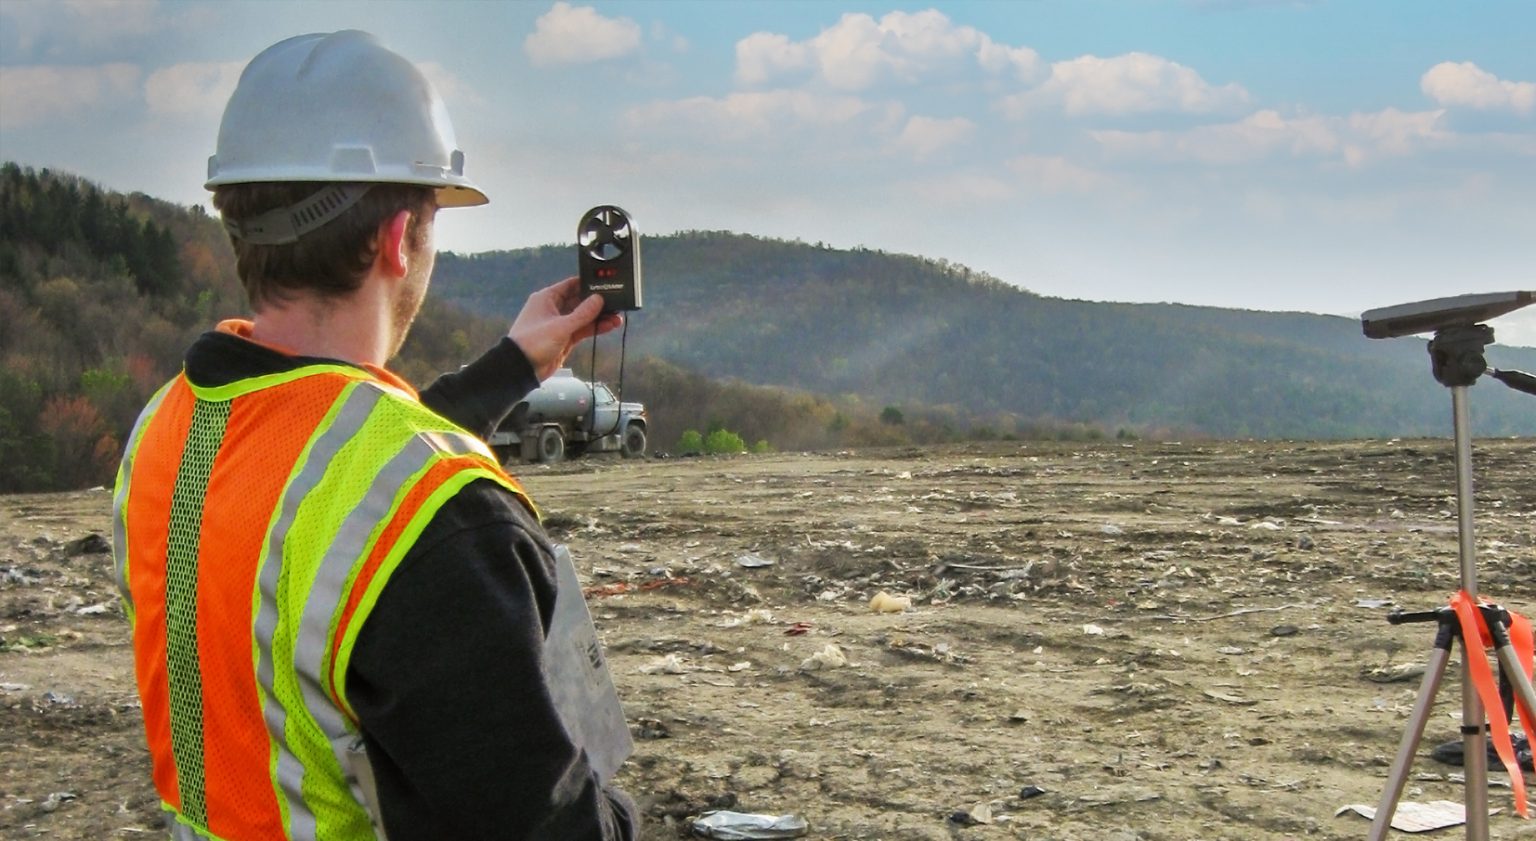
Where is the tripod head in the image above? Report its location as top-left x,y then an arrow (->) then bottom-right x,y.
1428,324 -> 1493,388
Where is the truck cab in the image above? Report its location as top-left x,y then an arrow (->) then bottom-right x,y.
488,369 -> 647,464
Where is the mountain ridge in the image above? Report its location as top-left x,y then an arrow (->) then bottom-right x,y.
433,233 -> 1536,439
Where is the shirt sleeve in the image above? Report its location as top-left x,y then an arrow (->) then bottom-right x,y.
419,337 -> 540,440
346,479 -> 639,841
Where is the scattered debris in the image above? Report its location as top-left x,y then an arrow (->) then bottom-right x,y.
735,553 -> 776,569
692,810 -> 809,839
1336,800 -> 1498,832
1018,785 -> 1047,800
639,654 -> 688,675
799,644 -> 847,671
584,577 -> 693,599
868,591 -> 911,613
1364,663 -> 1426,683
1204,689 -> 1258,706
65,533 -> 110,556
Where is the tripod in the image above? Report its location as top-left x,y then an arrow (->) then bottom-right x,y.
1367,324 -> 1536,839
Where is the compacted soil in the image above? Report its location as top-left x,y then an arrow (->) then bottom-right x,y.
3,438 -> 1534,840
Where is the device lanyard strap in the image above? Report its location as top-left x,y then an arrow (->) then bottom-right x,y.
1450,590 -> 1529,817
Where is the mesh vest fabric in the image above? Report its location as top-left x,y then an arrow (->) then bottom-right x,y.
115,364 -> 533,840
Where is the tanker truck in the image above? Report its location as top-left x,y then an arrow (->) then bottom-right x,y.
487,369 -> 648,464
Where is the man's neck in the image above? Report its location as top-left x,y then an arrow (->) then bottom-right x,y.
249,284 -> 393,366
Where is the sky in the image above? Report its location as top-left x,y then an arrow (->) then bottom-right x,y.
3,0 -> 1535,346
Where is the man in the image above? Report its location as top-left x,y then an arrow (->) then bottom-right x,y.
112,31 -> 638,840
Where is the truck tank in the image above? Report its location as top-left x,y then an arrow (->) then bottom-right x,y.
522,369 -> 593,421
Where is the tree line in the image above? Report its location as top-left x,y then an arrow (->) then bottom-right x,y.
0,166 -> 502,491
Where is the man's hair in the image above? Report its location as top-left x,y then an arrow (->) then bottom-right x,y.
212,182 -> 435,308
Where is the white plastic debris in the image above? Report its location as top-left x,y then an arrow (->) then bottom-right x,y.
1082,624 -> 1105,636
1337,800 -> 1498,832
692,810 -> 809,839
735,553 -> 776,568
800,644 -> 848,671
869,591 -> 911,613
718,608 -> 775,627
639,654 -> 687,675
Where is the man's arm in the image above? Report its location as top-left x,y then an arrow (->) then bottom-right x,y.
419,277 -> 620,439
419,338 -> 539,440
346,480 -> 638,840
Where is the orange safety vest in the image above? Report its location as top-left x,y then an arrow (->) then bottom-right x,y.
113,337 -> 534,841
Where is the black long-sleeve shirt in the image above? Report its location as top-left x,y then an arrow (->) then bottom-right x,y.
183,329 -> 637,840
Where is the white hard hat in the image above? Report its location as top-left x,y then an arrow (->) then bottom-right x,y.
206,30 -> 487,208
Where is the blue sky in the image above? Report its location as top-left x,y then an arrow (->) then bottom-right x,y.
3,0 -> 1534,345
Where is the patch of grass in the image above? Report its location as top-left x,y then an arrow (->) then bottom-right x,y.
0,633 -> 58,653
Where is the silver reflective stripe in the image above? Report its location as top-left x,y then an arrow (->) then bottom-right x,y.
346,737 -> 391,841
113,383 -> 172,612
295,427 -> 485,818
165,814 -> 202,841
253,384 -> 382,840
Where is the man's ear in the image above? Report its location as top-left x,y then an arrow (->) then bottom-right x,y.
378,209 -> 412,278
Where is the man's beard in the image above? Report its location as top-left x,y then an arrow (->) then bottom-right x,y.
388,256 -> 432,359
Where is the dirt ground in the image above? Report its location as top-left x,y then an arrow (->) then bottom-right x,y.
3,439 -> 1534,840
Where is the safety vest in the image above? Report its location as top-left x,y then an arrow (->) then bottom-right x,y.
113,360 -> 534,841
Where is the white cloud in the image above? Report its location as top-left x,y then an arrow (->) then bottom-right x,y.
1002,52 -> 1250,117
1,0 -> 159,58
1091,107 -> 1449,166
902,172 -> 1014,206
144,61 -> 243,117
1421,62 -> 1535,116
736,32 -> 811,86
524,1 -> 642,67
650,21 -> 689,54
1341,108 -> 1448,164
0,63 -> 141,128
891,115 -> 974,159
735,9 -> 1039,91
1092,109 -> 1338,164
624,90 -> 902,142
1005,154 -> 1114,193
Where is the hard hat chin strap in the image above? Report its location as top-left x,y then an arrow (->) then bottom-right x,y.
223,184 -> 373,245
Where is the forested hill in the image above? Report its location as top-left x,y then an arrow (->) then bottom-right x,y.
434,233 -> 1536,439
0,164 -> 504,491
4,165 -> 1532,492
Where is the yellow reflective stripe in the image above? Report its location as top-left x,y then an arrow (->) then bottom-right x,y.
252,382 -> 381,840
233,373 -> 529,839
329,463 -> 514,721
113,378 -> 176,625
188,364 -> 373,403
300,430 -> 495,818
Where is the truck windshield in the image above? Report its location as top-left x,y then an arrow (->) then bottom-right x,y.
594,385 -> 616,404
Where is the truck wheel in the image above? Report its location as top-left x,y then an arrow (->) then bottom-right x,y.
621,423 -> 647,458
537,426 -> 565,463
